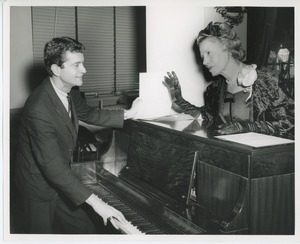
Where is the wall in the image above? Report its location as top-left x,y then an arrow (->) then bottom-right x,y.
9,5 -> 247,109
146,5 -> 247,107
204,7 -> 247,54
146,5 -> 206,106
10,7 -> 33,109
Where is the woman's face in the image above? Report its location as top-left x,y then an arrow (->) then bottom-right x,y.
199,38 -> 230,77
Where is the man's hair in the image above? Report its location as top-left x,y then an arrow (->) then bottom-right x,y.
44,37 -> 85,76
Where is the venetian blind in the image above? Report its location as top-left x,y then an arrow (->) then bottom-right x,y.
77,7 -> 115,95
32,6 -> 141,96
115,7 -> 139,92
32,7 -> 76,64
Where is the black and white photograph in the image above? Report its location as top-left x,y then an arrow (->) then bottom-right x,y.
2,0 -> 299,243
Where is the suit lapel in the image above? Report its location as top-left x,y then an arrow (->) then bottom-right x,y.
69,94 -> 79,134
43,78 -> 78,142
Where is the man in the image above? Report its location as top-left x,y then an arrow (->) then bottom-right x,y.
14,37 -> 140,234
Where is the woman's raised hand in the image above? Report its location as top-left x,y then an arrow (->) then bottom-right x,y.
163,71 -> 181,93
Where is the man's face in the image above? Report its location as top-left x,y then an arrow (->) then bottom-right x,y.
59,51 -> 86,89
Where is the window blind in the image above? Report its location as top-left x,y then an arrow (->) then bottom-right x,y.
32,7 -> 76,64
32,6 -> 144,98
77,7 -> 115,95
115,7 -> 139,92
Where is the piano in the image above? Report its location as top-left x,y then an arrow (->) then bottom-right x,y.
71,118 -> 295,234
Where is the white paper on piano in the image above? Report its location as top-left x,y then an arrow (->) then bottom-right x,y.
135,72 -> 178,120
215,132 -> 294,148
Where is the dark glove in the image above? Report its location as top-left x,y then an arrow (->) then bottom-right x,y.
216,121 -> 278,136
163,71 -> 212,119
216,122 -> 246,135
163,71 -> 183,102
199,107 -> 214,123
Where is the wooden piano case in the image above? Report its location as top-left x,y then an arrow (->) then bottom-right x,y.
72,119 -> 294,235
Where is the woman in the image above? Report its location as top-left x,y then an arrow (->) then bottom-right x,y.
163,22 -> 294,140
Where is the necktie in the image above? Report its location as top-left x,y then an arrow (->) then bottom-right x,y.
67,93 -> 76,129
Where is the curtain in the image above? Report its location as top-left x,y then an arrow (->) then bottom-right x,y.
246,7 -> 277,68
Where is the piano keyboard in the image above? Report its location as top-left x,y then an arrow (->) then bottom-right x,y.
80,165 -> 204,234
110,217 -> 145,234
89,182 -> 168,234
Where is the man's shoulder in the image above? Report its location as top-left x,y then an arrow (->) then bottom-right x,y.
24,79 -> 53,113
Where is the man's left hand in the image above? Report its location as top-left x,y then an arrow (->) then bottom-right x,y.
124,97 -> 141,120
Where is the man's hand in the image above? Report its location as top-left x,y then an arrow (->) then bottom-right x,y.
124,97 -> 141,120
86,194 -> 126,229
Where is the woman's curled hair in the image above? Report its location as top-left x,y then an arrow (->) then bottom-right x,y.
196,22 -> 246,61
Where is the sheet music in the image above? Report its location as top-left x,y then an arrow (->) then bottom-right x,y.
215,132 -> 294,148
135,72 -> 178,120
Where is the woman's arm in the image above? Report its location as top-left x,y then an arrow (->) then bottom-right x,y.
217,70 -> 294,139
163,71 -> 213,121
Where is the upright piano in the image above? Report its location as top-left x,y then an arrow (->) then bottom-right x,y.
71,118 -> 294,234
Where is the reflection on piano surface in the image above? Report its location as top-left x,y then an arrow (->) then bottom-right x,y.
72,119 -> 294,234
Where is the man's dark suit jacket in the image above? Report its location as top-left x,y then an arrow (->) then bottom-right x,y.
15,77 -> 124,206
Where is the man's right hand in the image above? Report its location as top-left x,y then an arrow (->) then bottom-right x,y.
86,194 -> 126,229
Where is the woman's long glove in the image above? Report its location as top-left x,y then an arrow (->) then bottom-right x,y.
86,194 -> 126,229
216,121 -> 278,136
163,71 -> 213,121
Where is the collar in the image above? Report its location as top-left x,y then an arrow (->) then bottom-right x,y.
49,77 -> 68,98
